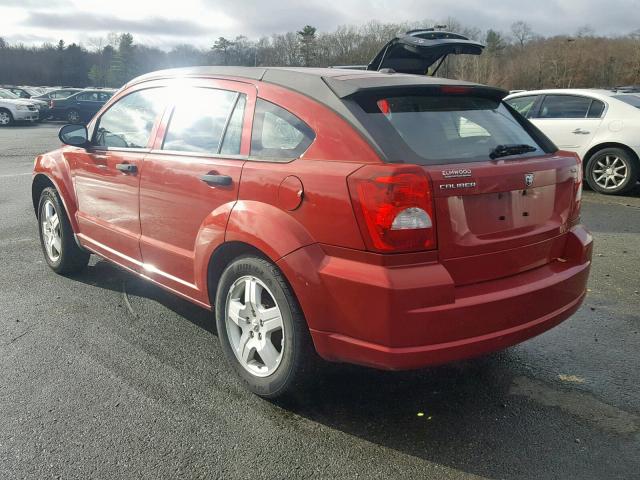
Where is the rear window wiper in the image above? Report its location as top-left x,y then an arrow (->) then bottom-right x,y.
489,144 -> 537,160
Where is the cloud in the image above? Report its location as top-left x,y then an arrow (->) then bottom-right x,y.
21,12 -> 211,36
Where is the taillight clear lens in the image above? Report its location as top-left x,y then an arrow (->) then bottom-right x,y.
348,165 -> 436,252
391,207 -> 432,230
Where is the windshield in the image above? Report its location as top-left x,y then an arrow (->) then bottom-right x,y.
364,95 -> 545,165
0,89 -> 19,99
613,94 -> 640,109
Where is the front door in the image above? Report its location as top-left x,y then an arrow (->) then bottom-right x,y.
72,87 -> 167,271
139,80 -> 254,302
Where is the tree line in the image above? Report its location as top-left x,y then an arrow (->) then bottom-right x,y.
0,19 -> 639,90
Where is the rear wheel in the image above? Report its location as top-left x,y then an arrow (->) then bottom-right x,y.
0,109 -> 13,126
66,109 -> 81,124
215,256 -> 317,398
38,187 -> 90,274
585,148 -> 639,195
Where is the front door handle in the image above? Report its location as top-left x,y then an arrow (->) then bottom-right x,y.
116,163 -> 137,174
572,128 -> 590,135
200,174 -> 232,186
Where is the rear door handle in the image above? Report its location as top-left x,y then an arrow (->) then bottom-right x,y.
572,128 -> 590,135
200,174 -> 232,186
116,163 -> 137,174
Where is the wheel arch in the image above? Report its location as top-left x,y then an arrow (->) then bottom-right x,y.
205,241 -> 269,306
583,142 -> 640,170
32,152 -> 80,232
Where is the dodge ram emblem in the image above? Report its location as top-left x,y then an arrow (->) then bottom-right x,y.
525,173 -> 534,187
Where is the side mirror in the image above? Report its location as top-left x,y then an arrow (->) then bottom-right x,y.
59,124 -> 88,147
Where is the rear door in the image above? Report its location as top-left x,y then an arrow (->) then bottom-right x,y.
138,79 -> 254,300
529,94 -> 604,155
75,91 -> 105,121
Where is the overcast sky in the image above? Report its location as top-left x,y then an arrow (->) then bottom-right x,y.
2,0 -> 639,49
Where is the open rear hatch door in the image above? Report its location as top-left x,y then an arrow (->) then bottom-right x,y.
367,30 -> 485,75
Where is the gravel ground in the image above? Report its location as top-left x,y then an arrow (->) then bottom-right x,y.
1,122 -> 639,479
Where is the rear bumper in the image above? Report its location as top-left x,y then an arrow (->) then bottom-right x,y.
278,225 -> 592,370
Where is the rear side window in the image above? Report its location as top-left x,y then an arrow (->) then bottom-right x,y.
361,95 -> 544,165
162,88 -> 241,154
506,95 -> 538,118
539,95 -> 593,118
94,88 -> 166,149
587,99 -> 605,118
251,99 -> 315,161
220,95 -> 246,155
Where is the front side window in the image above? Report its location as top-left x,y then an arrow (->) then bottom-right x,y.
162,88 -> 240,154
94,88 -> 166,149
251,99 -> 315,160
505,95 -> 538,118
538,95 -> 592,119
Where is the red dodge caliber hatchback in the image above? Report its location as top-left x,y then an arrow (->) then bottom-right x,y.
33,67 -> 592,397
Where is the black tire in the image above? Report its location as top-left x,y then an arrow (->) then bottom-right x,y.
215,255 -> 318,398
37,187 -> 90,274
66,109 -> 81,124
585,147 -> 639,195
0,108 -> 14,127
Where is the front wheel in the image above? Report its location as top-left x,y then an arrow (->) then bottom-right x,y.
215,256 -> 318,398
0,109 -> 14,126
38,187 -> 90,274
585,148 -> 639,195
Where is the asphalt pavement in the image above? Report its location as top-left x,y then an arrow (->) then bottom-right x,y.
1,122 -> 639,479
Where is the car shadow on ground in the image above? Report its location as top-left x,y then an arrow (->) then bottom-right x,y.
67,257 -> 635,479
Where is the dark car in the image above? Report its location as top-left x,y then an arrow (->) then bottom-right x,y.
49,89 -> 114,123
34,88 -> 83,101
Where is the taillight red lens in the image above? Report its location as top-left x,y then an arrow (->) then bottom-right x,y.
348,165 -> 436,252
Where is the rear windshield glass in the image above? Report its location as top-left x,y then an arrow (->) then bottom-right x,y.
613,95 -> 640,108
359,95 -> 545,165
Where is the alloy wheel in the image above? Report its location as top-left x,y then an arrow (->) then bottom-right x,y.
68,110 -> 80,123
225,275 -> 285,377
592,155 -> 628,190
0,111 -> 11,125
41,200 -> 62,262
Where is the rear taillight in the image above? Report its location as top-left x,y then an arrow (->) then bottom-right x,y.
571,156 -> 583,222
347,165 -> 436,253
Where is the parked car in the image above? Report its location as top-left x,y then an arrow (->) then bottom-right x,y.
49,89 -> 114,123
505,89 -> 640,194
0,88 -> 50,120
0,89 -> 39,125
1,85 -> 41,98
33,88 -> 82,101
32,64 -> 592,398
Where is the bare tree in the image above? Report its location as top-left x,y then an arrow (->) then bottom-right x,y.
511,21 -> 534,48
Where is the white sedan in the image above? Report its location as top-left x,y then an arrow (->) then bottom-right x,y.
505,89 -> 640,195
